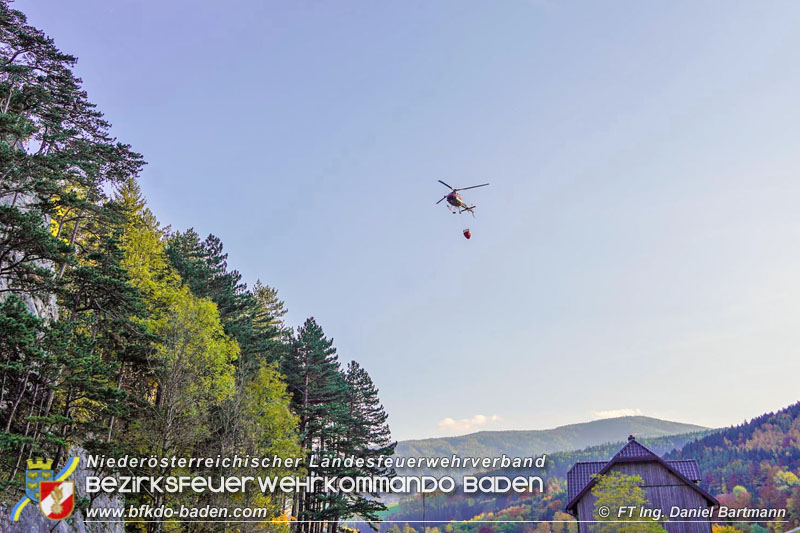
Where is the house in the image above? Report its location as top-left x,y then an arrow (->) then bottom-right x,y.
565,435 -> 718,533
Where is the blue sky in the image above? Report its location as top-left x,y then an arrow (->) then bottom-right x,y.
18,0 -> 800,440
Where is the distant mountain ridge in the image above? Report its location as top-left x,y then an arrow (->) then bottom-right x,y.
397,416 -> 709,464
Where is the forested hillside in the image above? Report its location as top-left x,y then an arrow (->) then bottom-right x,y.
666,401 -> 800,529
0,3 -> 393,531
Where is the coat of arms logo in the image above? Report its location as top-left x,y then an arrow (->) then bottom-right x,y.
10,456 -> 79,522
39,479 -> 75,520
25,457 -> 53,503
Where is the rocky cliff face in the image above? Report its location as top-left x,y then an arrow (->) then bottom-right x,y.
0,194 -> 124,533
0,192 -> 59,320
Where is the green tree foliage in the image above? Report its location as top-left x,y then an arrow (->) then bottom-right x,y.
165,228 -> 288,372
0,0 -> 148,498
786,486 -> 800,528
284,317 -> 349,530
0,294 -> 47,451
590,472 -> 665,533
0,5 -> 395,532
161,224 -> 304,528
283,320 -> 397,531
0,1 -> 143,296
231,363 -> 303,519
340,361 -> 396,524
667,401 -> 800,518
774,471 -> 800,492
116,181 -> 245,530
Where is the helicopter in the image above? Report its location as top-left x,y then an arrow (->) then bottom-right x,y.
435,180 -> 489,217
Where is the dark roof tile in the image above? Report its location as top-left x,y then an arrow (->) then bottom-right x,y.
567,457 -> 701,502
668,459 -> 701,482
567,462 -> 605,502
614,439 -> 657,459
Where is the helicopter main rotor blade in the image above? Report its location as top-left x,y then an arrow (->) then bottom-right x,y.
436,195 -> 447,204
438,180 -> 454,190
454,183 -> 490,192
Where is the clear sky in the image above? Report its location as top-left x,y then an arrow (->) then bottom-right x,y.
18,0 -> 800,441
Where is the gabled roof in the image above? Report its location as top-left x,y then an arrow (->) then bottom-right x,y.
565,436 -> 718,514
614,438 -> 655,458
566,459 -> 701,502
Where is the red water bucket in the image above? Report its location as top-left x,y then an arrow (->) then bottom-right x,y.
463,228 -> 471,239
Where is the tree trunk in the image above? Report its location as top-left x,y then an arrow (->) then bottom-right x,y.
4,369 -> 31,433
9,381 -> 39,482
106,363 -> 126,441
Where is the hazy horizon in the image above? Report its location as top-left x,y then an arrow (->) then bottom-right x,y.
398,412 -> 712,443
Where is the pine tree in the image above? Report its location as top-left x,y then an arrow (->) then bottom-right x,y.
283,317 -> 350,532
340,361 -> 396,525
0,1 -> 143,296
1,1 -> 145,500
165,229 -> 286,371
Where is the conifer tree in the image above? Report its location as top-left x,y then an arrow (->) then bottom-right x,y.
0,1 -> 143,296
284,317 -> 350,531
340,361 -> 396,525
165,229 -> 286,371
1,1 -> 145,501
